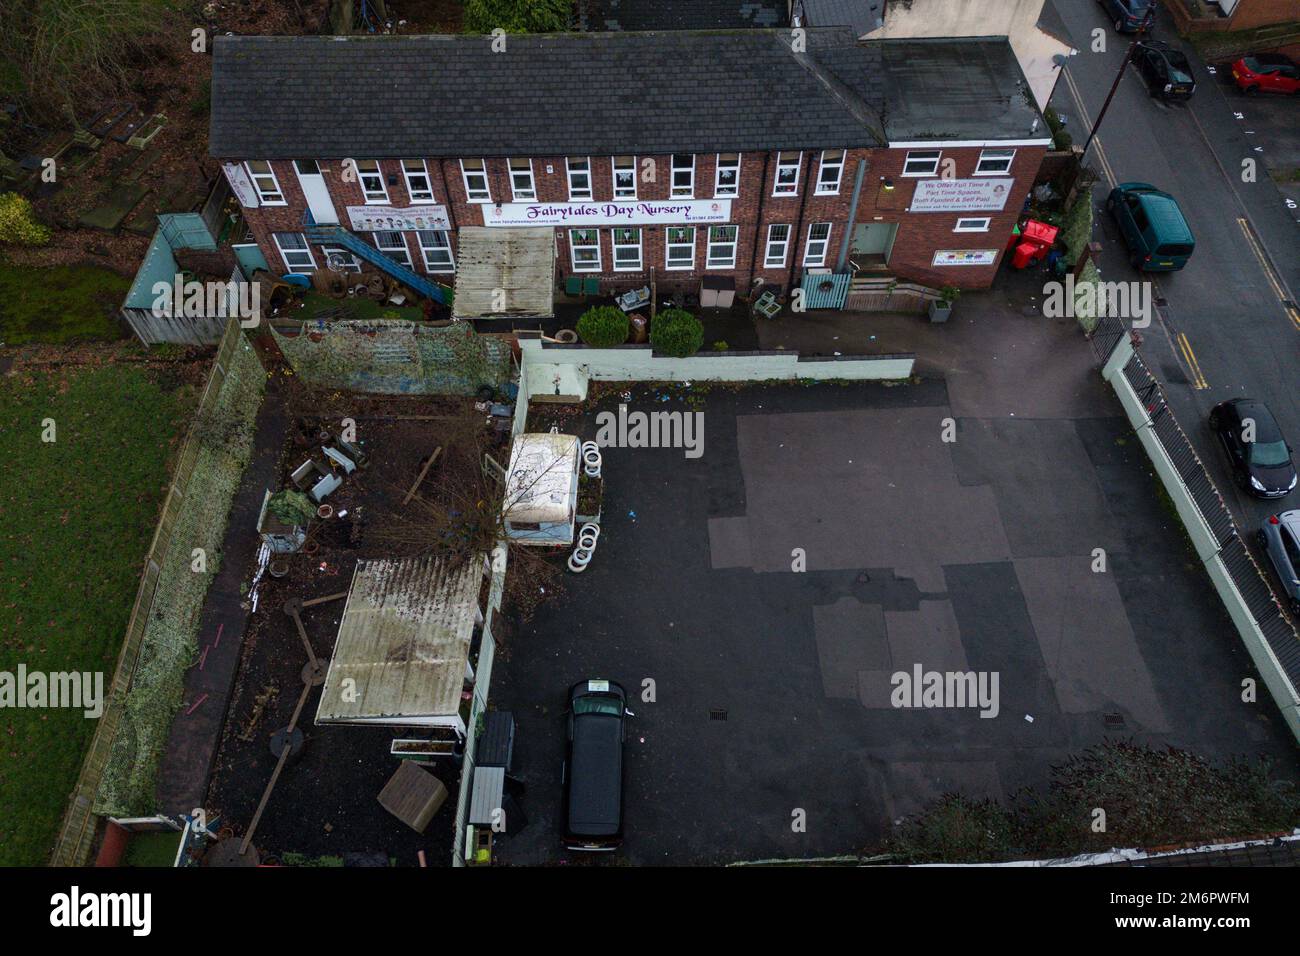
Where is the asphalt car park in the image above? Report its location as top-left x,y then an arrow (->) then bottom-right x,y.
490,341 -> 1300,864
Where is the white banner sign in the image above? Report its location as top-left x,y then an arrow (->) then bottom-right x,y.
483,199 -> 732,228
347,205 -> 450,232
933,249 -> 999,267
222,163 -> 260,208
910,177 -> 1014,213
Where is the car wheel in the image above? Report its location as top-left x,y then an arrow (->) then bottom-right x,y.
1243,84 -> 1258,95
1208,411 -> 1220,430
1256,529 -> 1269,548
1115,18 -> 1125,31
1292,599 -> 1300,617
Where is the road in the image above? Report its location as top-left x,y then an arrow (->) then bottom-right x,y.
1053,0 -> 1300,543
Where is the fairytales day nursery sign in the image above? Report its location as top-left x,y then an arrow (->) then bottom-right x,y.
482,199 -> 733,228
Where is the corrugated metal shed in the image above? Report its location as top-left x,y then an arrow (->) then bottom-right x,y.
316,555 -> 483,726
451,226 -> 554,320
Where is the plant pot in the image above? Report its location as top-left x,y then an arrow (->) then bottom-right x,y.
929,301 -> 954,323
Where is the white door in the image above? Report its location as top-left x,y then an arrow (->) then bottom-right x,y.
294,160 -> 338,225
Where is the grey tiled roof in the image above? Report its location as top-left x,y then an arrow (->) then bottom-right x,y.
879,38 -> 1046,141
797,0 -> 884,36
211,29 -> 885,159
578,0 -> 787,31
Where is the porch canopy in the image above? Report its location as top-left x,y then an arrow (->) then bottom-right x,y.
316,555 -> 483,729
452,226 -> 554,321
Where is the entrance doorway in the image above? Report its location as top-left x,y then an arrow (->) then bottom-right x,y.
850,222 -> 897,272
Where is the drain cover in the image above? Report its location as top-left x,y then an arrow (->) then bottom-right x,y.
1104,712 -> 1125,729
709,708 -> 728,721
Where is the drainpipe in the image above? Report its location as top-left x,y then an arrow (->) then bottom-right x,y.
836,158 -> 867,273
746,150 -> 772,294
786,152 -> 814,294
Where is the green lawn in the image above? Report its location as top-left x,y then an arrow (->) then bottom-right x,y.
0,262 -> 129,345
0,363 -> 191,865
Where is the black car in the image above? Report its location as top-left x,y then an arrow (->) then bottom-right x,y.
1097,0 -> 1156,34
1134,41 -> 1196,99
562,679 -> 628,851
1209,399 -> 1297,499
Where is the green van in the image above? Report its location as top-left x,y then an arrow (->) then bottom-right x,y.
1106,182 -> 1196,271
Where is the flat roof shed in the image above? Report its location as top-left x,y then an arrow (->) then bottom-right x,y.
316,555 -> 484,731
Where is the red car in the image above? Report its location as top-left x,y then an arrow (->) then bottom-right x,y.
1231,54 -> 1300,94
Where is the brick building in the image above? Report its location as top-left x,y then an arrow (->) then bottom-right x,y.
209,29 -> 1050,311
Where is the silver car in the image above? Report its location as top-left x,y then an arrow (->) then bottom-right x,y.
1258,511 -> 1300,615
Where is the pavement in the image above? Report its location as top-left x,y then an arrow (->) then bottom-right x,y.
490,296 -> 1300,865
1052,1 -> 1300,544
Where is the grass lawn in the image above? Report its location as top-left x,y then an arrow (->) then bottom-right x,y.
298,290 -> 427,323
0,262 -> 129,345
0,363 -> 192,865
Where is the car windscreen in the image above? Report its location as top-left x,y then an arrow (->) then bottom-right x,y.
1250,439 -> 1291,469
1243,57 -> 1263,72
573,695 -> 622,717
1167,55 -> 1193,84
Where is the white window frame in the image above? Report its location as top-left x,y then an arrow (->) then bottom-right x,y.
509,158 -> 536,201
373,230 -> 412,269
816,149 -> 845,195
671,154 -> 694,198
246,161 -> 285,205
954,217 -> 992,233
611,227 -> 642,271
764,223 -> 791,268
461,158 -> 491,203
714,153 -> 741,198
803,222 -> 831,267
356,160 -> 389,203
402,159 -> 435,203
273,232 -> 315,271
773,151 -> 802,196
902,150 -> 942,177
612,156 -> 637,199
665,226 -> 695,270
567,157 -> 593,201
706,225 -> 739,269
569,228 -> 601,272
417,230 -> 455,273
320,246 -> 361,272
974,148 -> 1016,176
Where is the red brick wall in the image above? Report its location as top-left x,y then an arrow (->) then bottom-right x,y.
232,144 -> 1046,293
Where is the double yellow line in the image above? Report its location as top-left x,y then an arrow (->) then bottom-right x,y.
1237,217 -> 1300,331
1062,67 -> 1118,189
1177,332 -> 1209,389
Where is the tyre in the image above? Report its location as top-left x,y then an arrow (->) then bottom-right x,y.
1115,18 -> 1125,32
1243,84 -> 1258,95
1256,529 -> 1269,548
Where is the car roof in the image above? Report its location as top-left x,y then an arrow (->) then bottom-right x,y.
568,712 -> 623,833
1135,191 -> 1194,242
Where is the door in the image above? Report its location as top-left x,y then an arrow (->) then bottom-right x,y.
294,160 -> 339,225
851,223 -> 897,259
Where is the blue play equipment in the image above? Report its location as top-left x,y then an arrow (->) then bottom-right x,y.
303,212 -> 452,305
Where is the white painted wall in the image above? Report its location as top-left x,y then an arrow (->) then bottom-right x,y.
519,338 -> 915,401
865,0 -> 1074,111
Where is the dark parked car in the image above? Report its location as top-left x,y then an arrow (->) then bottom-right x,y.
1231,54 -> 1300,95
1106,182 -> 1196,271
1134,41 -> 1196,99
1209,399 -> 1297,499
562,679 -> 628,851
1258,511 -> 1300,615
1097,0 -> 1156,33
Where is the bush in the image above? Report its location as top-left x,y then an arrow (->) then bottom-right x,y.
576,305 -> 629,348
0,192 -> 51,246
650,308 -> 704,358
462,0 -> 570,33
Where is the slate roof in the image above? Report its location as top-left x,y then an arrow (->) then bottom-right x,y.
797,0 -> 885,36
879,38 -> 1046,141
578,0 -> 787,31
210,30 -> 1042,159
211,29 -> 884,158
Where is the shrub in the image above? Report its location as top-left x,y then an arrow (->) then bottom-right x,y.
576,305 -> 629,348
0,192 -> 51,246
712,340 -> 729,352
462,0 -> 570,33
650,308 -> 704,358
